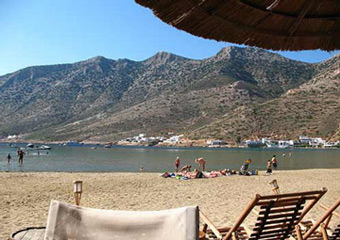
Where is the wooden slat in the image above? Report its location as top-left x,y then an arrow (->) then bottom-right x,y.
253,224 -> 291,231
251,227 -> 290,236
255,219 -> 299,226
259,201 -> 303,208
259,206 -> 303,215
257,190 -> 326,200
257,212 -> 301,220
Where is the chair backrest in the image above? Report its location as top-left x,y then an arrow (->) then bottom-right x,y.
303,197 -> 340,240
44,200 -> 199,240
223,189 -> 327,240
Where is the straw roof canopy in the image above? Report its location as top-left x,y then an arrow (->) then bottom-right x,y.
135,0 -> 340,51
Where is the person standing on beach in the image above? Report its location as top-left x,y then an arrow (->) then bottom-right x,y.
7,153 -> 11,163
271,155 -> 278,169
174,157 -> 180,172
18,149 -> 25,166
195,158 -> 206,171
266,160 -> 272,175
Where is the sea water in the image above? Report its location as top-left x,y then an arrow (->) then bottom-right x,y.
0,142 -> 339,172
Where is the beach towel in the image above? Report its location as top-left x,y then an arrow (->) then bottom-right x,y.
44,200 -> 199,240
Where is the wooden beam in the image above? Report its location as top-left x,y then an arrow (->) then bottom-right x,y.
289,0 -> 315,36
200,211 -> 223,240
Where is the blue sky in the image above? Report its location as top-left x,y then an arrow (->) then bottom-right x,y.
0,0 -> 338,75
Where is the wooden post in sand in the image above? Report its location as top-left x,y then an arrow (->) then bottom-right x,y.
73,180 -> 83,206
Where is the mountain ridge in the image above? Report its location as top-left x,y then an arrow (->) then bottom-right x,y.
0,47 -> 339,142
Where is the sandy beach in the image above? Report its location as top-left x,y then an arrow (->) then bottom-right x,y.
1,169 -> 340,239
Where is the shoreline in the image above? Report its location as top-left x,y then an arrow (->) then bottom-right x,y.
2,169 -> 340,239
1,140 -> 339,150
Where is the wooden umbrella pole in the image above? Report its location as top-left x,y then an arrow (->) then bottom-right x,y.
74,192 -> 82,206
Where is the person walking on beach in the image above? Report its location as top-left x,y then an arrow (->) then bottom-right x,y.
174,157 -> 180,172
271,155 -> 278,169
266,160 -> 272,175
6,153 -> 11,163
18,149 -> 25,166
195,157 -> 206,171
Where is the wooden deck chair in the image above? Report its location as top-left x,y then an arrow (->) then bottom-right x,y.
295,197 -> 340,240
200,189 -> 327,240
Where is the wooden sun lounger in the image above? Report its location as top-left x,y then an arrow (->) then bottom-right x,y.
295,197 -> 340,240
200,189 -> 327,240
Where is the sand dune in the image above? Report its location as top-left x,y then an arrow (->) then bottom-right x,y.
1,169 -> 340,239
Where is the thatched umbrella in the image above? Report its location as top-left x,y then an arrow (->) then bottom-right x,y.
135,0 -> 340,51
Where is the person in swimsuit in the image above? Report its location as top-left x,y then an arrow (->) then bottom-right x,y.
7,153 -> 11,163
271,155 -> 278,169
179,165 -> 191,173
174,157 -> 180,172
190,169 -> 204,179
266,160 -> 272,175
18,149 -> 25,166
195,158 -> 206,171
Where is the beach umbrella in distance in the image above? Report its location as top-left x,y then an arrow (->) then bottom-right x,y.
135,0 -> 340,51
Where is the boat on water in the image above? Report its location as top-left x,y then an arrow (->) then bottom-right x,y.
27,143 -> 34,148
265,140 -> 293,149
37,145 -> 52,150
63,141 -> 84,147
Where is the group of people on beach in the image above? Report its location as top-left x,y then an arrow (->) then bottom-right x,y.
161,154 -> 284,180
161,156 -> 238,180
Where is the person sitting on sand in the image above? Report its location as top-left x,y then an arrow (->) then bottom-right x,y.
266,160 -> 272,175
174,157 -> 180,172
179,165 -> 191,173
239,159 -> 251,176
195,158 -> 206,171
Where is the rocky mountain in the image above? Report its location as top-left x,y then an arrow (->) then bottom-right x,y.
189,53 -> 340,141
0,46 -> 334,142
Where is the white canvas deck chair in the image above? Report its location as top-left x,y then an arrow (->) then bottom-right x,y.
44,200 -> 199,240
